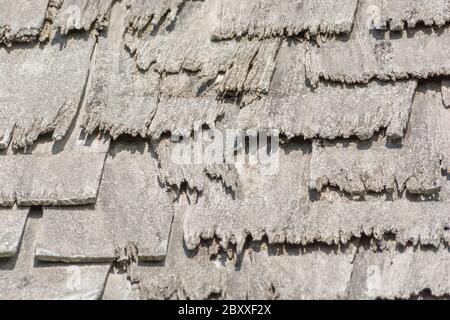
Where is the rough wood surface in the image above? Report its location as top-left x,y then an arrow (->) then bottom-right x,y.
35,141 -> 174,263
306,0 -> 450,84
238,42 -> 417,140
0,207 -> 28,258
0,0 -> 49,45
0,212 -> 111,300
369,0 -> 450,30
212,0 -> 359,40
0,36 -> 95,149
310,83 -> 450,195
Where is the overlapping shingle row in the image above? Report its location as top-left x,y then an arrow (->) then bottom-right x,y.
1,0 -> 450,300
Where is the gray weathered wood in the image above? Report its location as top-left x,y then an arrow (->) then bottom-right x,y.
0,0 -> 49,45
224,243 -> 357,300
17,151 -> 108,206
184,143 -> 311,253
136,195 -> 357,300
306,0 -> 450,84
55,0 -> 115,34
83,2 -> 160,139
0,32 -> 109,207
185,184 -> 450,251
125,0 -> 185,33
130,1 -> 280,96
102,270 -> 140,300
35,141 -> 174,263
350,245 -> 450,299
0,212 -> 110,300
153,136 -> 238,191
239,42 -> 417,140
0,207 -> 28,258
310,83 -> 450,195
0,36 -> 95,149
442,80 -> 450,108
369,0 -> 450,30
212,0 -> 359,40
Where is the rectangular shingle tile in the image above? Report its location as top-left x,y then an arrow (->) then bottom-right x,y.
369,0 -> 450,30
310,83 -> 449,195
0,207 -> 28,258
350,245 -> 450,299
184,142 -> 311,253
82,0 -> 160,139
0,0 -> 49,45
224,243 -> 357,300
35,141 -> 174,263
0,155 -> 21,206
102,271 -> 140,300
55,0 -> 115,34
0,36 -> 95,149
87,1 -> 282,140
238,42 -> 418,140
211,0 -> 359,40
306,0 -> 450,84
307,201 -> 450,247
0,211 -> 110,300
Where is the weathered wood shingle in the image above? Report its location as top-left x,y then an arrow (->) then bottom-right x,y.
0,207 -> 28,258
350,245 -> 450,299
55,0 -> 115,34
0,212 -> 111,300
238,42 -> 418,140
0,0 -> 49,45
2,0 -> 450,301
310,83 -> 450,195
211,0 -> 359,40
0,36 -> 95,149
306,0 -> 450,84
369,0 -> 450,30
35,141 -> 174,263
82,2 -> 160,139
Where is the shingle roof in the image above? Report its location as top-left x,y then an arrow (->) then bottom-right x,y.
1,0 -> 450,300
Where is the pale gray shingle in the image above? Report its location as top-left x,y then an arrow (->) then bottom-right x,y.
238,42 -> 418,140
0,36 -> 95,150
369,0 -> 450,30
0,207 -> 28,258
309,83 -> 448,195
0,212 -> 111,300
306,0 -> 450,84
211,0 -> 359,40
35,141 -> 174,263
0,0 -> 49,45
55,0 -> 115,34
